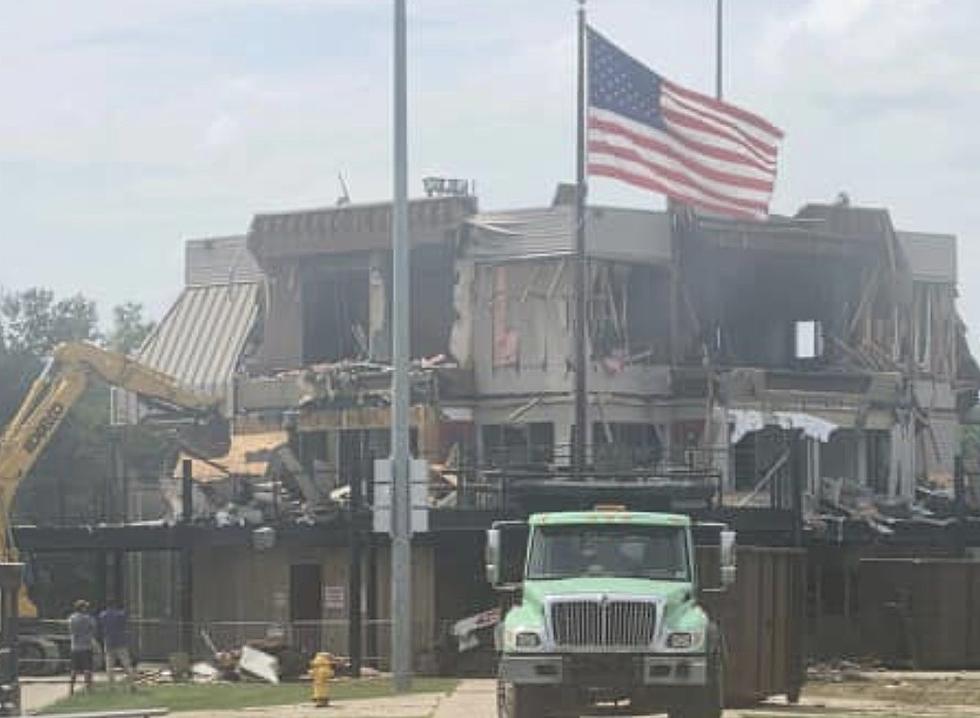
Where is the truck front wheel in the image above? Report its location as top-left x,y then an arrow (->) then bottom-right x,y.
669,638 -> 724,718
496,679 -> 545,718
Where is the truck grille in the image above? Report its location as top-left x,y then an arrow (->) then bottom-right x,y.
549,599 -> 657,649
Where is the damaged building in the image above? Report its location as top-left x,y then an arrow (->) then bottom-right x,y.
107,187 -> 979,667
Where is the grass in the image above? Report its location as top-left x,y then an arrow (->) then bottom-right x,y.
43,677 -> 459,714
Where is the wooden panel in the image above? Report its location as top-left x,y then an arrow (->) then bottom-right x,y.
860,559 -> 980,669
969,567 -> 980,665
697,546 -> 805,705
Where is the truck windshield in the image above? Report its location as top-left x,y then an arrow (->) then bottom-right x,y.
526,524 -> 690,581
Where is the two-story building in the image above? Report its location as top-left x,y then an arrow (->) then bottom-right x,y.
116,188 -> 979,666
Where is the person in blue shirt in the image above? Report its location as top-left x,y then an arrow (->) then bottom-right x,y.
98,601 -> 134,687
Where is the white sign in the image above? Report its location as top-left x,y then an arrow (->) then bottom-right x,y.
373,458 -> 430,535
323,585 -> 346,612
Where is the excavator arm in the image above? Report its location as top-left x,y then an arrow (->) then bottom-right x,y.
0,342 -> 222,563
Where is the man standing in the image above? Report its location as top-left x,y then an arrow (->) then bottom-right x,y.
98,601 -> 134,687
68,600 -> 95,695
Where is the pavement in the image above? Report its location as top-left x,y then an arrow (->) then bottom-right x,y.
21,678 -> 72,714
178,692 -> 444,718
22,676 -> 980,718
432,680 -> 496,718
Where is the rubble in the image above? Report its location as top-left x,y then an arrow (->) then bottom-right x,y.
808,658 -> 880,683
238,645 -> 279,684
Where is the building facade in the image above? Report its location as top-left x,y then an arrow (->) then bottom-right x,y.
118,189 -> 979,665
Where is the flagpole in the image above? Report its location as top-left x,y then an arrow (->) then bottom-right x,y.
573,0 -> 588,477
715,0 -> 723,100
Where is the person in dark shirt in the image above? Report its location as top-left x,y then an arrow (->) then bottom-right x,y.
68,599 -> 95,695
98,601 -> 134,686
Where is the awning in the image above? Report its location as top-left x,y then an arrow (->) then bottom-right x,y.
113,282 -> 261,423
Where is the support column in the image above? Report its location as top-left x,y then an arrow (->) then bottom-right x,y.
179,548 -> 193,658
179,459 -> 194,658
112,550 -> 125,605
347,454 -> 365,677
368,251 -> 390,362
95,551 -> 107,610
856,430 -> 869,488
0,563 -> 23,714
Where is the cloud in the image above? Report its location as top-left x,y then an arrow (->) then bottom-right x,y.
2,0 -> 980,350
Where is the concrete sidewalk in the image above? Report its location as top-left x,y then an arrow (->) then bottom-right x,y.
178,692 -> 443,718
432,679 -> 496,718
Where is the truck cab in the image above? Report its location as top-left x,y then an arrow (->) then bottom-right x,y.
486,507 -> 736,718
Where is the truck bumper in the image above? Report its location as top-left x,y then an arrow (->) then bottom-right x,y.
499,653 -> 706,687
642,655 -> 707,686
498,654 -> 564,684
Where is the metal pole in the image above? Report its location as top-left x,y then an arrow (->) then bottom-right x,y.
0,563 -> 23,716
181,458 -> 193,524
573,0 -> 588,477
715,0 -> 723,100
348,454 -> 364,678
954,455 -> 967,556
390,0 -> 413,692
180,459 -> 194,658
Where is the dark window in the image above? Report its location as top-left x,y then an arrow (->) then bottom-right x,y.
867,430 -> 891,494
289,564 -> 323,621
481,422 -> 554,466
410,242 -> 455,358
301,268 -> 370,363
527,524 -> 689,581
593,423 -> 662,469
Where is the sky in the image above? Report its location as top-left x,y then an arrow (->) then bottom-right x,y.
1,0 -> 979,344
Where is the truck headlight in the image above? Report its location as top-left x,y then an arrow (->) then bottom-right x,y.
515,631 -> 542,649
666,632 -> 695,649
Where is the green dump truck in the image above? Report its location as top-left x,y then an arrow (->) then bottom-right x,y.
486,507 -> 736,718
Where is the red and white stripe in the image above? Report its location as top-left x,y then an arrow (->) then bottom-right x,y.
588,80 -> 783,220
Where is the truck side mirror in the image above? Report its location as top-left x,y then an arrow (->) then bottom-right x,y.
485,528 -> 502,585
719,529 -> 737,589
486,521 -> 529,589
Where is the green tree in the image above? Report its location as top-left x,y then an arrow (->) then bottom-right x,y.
0,288 -> 100,355
108,301 -> 156,355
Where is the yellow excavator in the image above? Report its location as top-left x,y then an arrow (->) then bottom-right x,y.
0,341 -> 223,617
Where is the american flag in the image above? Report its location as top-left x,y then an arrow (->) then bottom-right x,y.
587,27 -> 783,220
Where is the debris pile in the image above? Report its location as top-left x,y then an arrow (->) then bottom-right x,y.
181,628 -> 310,684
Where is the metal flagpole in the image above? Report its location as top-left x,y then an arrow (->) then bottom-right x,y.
715,0 -> 723,100
573,0 -> 588,477
390,0 -> 413,693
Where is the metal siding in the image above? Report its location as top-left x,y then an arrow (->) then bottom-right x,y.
897,231 -> 956,283
464,206 -> 671,263
115,283 -> 260,422
185,236 -> 264,287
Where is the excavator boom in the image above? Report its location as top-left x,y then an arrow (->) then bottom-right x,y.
0,342 -> 222,563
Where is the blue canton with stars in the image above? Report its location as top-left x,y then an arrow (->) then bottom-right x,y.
588,27 -> 664,131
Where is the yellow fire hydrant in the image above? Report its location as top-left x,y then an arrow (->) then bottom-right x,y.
310,652 -> 335,707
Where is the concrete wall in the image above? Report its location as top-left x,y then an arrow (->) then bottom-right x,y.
251,264 -> 303,371
189,542 -> 437,665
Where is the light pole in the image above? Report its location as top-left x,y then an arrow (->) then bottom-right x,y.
390,0 -> 413,694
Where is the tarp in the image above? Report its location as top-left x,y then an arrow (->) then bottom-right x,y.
728,409 -> 837,445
